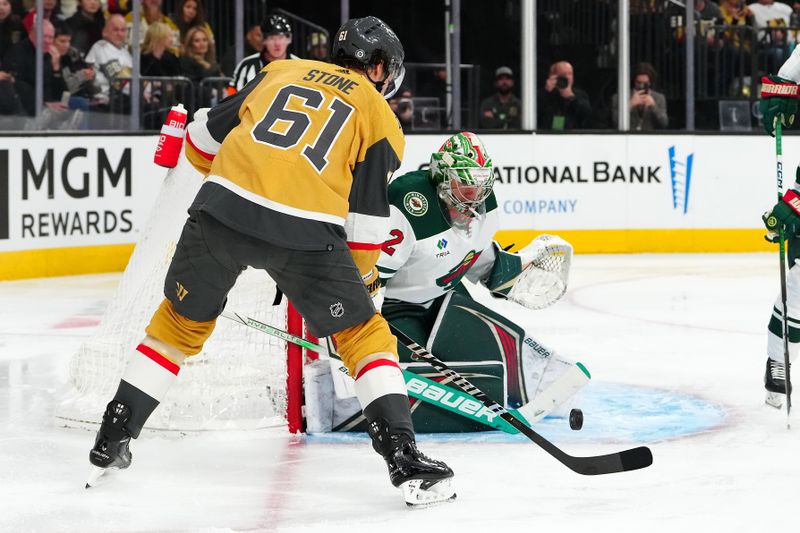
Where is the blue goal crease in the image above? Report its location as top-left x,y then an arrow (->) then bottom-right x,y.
305,382 -> 726,446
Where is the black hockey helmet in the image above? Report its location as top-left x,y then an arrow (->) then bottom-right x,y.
332,16 -> 405,98
261,14 -> 292,38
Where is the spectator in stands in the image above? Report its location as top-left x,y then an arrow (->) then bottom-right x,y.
179,24 -> 218,81
4,18 -> 69,116
306,31 -> 328,62
169,0 -> 212,47
718,0 -> 754,96
85,13 -> 131,110
695,0 -> 723,47
52,23 -> 95,108
220,21 -> 259,77
698,0 -> 723,21
104,0 -> 129,15
538,60 -> 592,130
749,0 -> 792,74
139,20 -> 179,128
8,0 -> 22,16
125,0 -> 178,55
180,24 -> 220,107
479,66 -> 521,130
0,53 -> 22,115
0,0 -> 24,59
417,65 -> 447,108
65,0 -> 104,55
388,85 -> 413,131
140,20 -> 179,76
60,0 -> 77,17
22,0 -> 62,31
230,13 -> 297,92
611,62 -> 668,130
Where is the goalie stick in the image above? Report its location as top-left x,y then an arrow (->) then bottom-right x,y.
388,324 -> 653,476
219,311 -> 585,434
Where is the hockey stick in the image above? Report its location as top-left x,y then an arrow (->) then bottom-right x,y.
775,120 -> 793,428
220,310 -> 522,433
220,310 -> 592,435
388,323 -> 653,475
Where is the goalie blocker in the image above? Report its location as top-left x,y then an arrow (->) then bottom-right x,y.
305,286 -> 587,433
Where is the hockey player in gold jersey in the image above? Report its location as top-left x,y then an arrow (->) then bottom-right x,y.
86,16 -> 456,507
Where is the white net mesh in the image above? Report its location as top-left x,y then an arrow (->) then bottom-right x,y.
508,234 -> 573,310
56,151 -> 290,432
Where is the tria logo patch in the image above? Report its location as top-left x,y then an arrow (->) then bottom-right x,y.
176,282 -> 189,301
403,191 -> 428,216
435,238 -> 450,258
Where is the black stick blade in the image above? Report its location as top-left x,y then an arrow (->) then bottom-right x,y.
620,446 -> 653,472
564,446 -> 653,476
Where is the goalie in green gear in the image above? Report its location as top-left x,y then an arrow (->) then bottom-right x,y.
303,132 -> 588,433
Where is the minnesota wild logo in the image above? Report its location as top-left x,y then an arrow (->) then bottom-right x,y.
403,191 -> 428,216
436,250 -> 482,290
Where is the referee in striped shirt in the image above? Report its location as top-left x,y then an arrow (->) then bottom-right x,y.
229,14 -> 300,92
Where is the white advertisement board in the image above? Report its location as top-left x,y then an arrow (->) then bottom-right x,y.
399,133 -> 788,232
0,132 -> 792,278
0,135 -> 165,253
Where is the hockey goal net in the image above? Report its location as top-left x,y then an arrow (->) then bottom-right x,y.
56,151 -> 307,433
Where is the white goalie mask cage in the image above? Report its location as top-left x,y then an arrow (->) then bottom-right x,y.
507,234 -> 573,310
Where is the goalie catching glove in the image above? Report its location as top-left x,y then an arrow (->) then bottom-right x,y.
760,75 -> 800,137
484,234 -> 573,310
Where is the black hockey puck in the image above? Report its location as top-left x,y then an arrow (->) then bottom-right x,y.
569,408 -> 583,430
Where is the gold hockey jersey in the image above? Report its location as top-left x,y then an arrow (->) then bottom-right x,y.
184,58 -> 405,252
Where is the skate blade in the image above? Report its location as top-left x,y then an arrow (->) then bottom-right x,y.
766,391 -> 785,409
400,478 -> 456,509
85,465 -> 120,488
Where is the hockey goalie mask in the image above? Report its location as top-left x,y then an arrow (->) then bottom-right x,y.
430,132 -> 494,216
430,132 -> 494,212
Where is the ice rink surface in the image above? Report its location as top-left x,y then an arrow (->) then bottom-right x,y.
1,253 -> 798,533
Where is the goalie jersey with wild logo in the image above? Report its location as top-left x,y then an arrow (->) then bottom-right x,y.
378,170 -> 505,303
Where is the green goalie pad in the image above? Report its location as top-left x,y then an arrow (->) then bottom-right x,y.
382,288 -> 528,432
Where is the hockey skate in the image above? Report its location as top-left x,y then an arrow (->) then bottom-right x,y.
368,419 -> 456,508
86,401 -> 133,488
765,358 -> 790,409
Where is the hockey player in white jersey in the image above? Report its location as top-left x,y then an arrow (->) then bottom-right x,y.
758,49 -> 800,407
306,132 -> 588,433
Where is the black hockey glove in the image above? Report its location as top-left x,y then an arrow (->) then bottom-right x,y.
763,189 -> 800,243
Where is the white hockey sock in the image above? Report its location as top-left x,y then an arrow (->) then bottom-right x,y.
122,343 -> 181,401
354,358 -> 407,410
